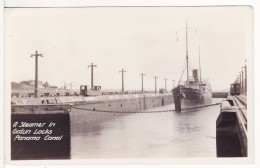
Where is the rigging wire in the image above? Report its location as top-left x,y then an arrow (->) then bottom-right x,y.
178,64 -> 186,84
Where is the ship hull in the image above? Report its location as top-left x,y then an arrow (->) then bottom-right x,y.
172,85 -> 212,111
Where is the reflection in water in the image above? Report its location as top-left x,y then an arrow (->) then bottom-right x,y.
71,99 -> 223,159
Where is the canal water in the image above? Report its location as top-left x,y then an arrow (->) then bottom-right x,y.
71,98 -> 224,159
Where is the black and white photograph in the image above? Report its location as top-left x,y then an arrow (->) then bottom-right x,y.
4,3 -> 255,167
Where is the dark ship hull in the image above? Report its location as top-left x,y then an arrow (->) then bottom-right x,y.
172,85 -> 212,111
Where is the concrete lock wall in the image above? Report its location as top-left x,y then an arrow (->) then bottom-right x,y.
70,94 -> 173,134
69,94 -> 173,114
216,100 -> 247,157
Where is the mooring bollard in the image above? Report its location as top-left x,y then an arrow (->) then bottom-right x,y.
11,104 -> 72,160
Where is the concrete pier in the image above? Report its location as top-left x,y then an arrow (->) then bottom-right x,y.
216,94 -> 247,157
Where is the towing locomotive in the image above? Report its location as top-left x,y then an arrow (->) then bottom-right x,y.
230,83 -> 241,96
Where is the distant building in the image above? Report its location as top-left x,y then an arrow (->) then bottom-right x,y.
48,86 -> 58,89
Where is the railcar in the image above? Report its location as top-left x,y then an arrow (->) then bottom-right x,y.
230,83 -> 241,95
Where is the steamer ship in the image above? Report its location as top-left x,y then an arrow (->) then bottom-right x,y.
172,22 -> 212,111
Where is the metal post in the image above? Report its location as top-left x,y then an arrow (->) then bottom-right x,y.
140,73 -> 145,94
119,69 -> 126,93
241,70 -> 244,94
31,51 -> 43,98
245,62 -> 247,93
88,63 -> 97,89
239,71 -> 242,93
154,76 -> 158,93
242,60 -> 247,94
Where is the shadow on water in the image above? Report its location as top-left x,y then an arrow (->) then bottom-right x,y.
71,109 -> 129,135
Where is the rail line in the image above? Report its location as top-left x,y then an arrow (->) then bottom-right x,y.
233,95 -> 247,130
234,95 -> 247,108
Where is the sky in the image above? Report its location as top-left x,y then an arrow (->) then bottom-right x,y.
5,7 -> 252,91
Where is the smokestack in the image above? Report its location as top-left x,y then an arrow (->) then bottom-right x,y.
193,69 -> 199,82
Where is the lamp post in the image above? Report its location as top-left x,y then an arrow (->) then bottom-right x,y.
88,63 -> 97,89
242,60 -> 247,94
140,73 -> 145,94
154,76 -> 158,93
239,71 -> 242,93
31,51 -> 43,98
241,70 -> 244,94
119,69 -> 126,93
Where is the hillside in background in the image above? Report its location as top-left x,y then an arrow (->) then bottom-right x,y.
11,82 -> 35,90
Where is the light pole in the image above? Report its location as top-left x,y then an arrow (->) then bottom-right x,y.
154,76 -> 158,93
119,69 -> 126,93
140,73 -> 145,93
242,60 -> 247,94
241,70 -> 244,94
88,63 -> 97,89
239,71 -> 242,93
31,51 -> 43,98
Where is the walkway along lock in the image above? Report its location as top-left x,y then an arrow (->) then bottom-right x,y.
11,104 -> 72,160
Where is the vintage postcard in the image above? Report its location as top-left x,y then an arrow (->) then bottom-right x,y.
4,5 -> 254,167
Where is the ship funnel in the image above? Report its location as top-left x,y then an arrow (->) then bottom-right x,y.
193,69 -> 199,82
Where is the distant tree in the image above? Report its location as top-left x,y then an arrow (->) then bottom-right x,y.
43,81 -> 49,88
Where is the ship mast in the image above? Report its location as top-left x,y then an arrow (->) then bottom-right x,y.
186,21 -> 189,84
199,45 -> 202,82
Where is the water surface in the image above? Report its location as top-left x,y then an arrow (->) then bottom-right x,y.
71,98 -> 223,159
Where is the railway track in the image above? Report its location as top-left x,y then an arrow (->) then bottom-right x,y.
235,95 -> 247,107
233,95 -> 247,130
